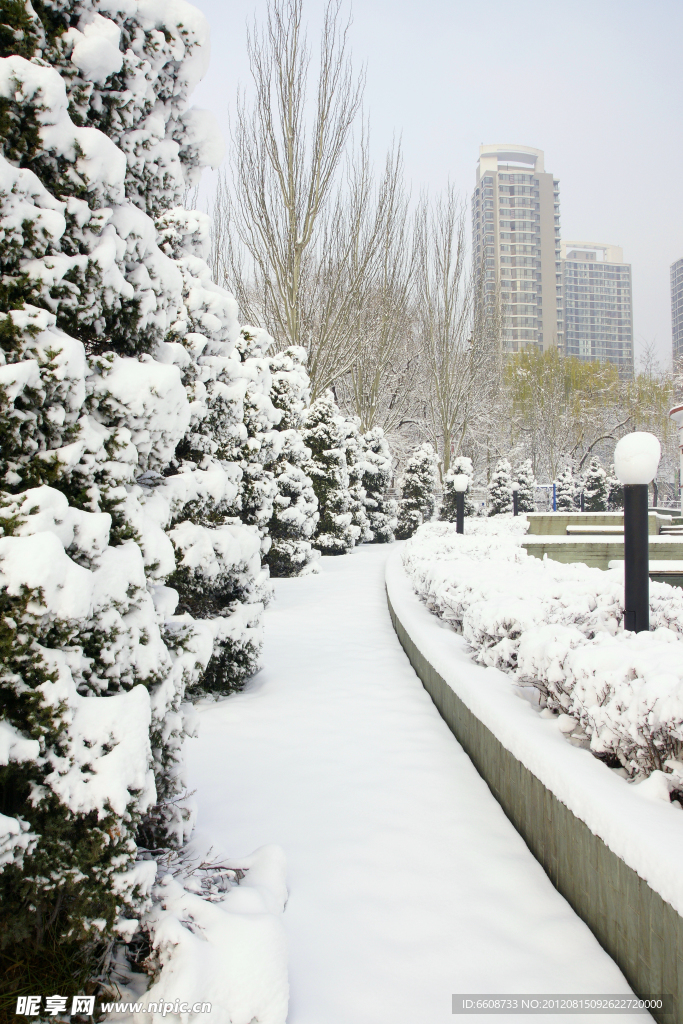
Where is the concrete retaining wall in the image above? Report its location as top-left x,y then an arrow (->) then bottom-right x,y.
526,512 -> 669,536
522,535 -> 683,571
387,590 -> 681,1023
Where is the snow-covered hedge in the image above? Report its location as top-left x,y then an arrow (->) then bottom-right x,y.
0,0 -> 283,1012
402,521 -> 683,785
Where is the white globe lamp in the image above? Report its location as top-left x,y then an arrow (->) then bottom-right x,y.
613,432 -> 661,485
613,432 -> 661,633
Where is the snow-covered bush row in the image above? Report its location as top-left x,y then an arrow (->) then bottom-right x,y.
552,459 -> 624,513
0,0 -> 398,1006
402,522 -> 683,782
303,390 -> 397,552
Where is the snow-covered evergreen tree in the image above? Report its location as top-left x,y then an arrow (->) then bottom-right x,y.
342,416 -> 372,544
229,326 -> 280,552
0,0 -> 265,969
487,459 -> 513,515
362,427 -> 398,542
607,463 -> 624,511
153,238 -> 269,698
583,456 -> 608,511
440,456 -> 476,522
515,459 -> 536,513
266,346 -> 320,576
302,391 -> 355,554
555,466 -> 575,512
574,473 -> 584,510
395,443 -> 439,539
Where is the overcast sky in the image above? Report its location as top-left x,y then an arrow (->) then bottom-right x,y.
190,0 -> 683,369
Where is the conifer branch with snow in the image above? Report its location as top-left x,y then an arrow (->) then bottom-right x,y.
487,459 -> 513,516
0,0 -> 287,1011
395,442 -> 439,539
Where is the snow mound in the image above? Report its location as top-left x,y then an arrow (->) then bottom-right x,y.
125,846 -> 288,1024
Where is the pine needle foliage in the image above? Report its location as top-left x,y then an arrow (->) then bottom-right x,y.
554,466 -> 575,512
395,443 -> 439,539
583,456 -> 609,512
487,459 -> 513,516
515,458 -> 536,513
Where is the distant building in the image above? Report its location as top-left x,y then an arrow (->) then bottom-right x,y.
672,258 -> 683,366
471,144 -> 562,353
561,242 -> 633,374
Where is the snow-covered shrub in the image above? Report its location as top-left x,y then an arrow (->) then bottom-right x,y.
440,456 -> 476,522
395,443 -> 439,540
403,522 -> 683,783
266,347 -> 320,576
148,187 -> 272,700
229,327 -> 280,551
555,466 -> 574,512
487,458 -> 513,515
342,416 -> 371,544
607,464 -> 624,511
515,458 -> 536,513
302,391 -> 355,555
0,509 -> 160,944
583,456 -> 608,511
362,427 -> 398,543
516,627 -> 683,778
15,0 -> 223,218
0,54 -> 188,950
0,0 -> 266,973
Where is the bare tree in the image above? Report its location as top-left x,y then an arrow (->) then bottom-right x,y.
299,138 -> 409,394
335,146 -> 420,437
235,0 -> 361,338
414,187 -> 500,476
213,0 -> 414,398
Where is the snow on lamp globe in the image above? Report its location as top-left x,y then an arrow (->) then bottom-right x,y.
613,432 -> 661,633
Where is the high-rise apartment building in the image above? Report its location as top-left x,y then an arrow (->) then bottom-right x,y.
671,258 -> 683,365
471,144 -> 562,352
561,242 -> 633,374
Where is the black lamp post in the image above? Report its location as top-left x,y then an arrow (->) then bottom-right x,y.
622,484 -> 649,632
453,474 -> 468,534
512,481 -> 519,517
614,432 -> 661,634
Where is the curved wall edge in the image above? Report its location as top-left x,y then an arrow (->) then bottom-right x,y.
387,586 -> 681,1023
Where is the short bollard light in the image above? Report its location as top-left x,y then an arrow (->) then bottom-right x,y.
512,481 -> 519,517
453,474 -> 469,534
614,431 -> 661,633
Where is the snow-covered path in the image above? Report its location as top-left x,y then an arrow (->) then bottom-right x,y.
187,545 -> 634,1023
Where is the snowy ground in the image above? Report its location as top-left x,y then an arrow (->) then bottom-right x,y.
187,544 -> 638,1024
